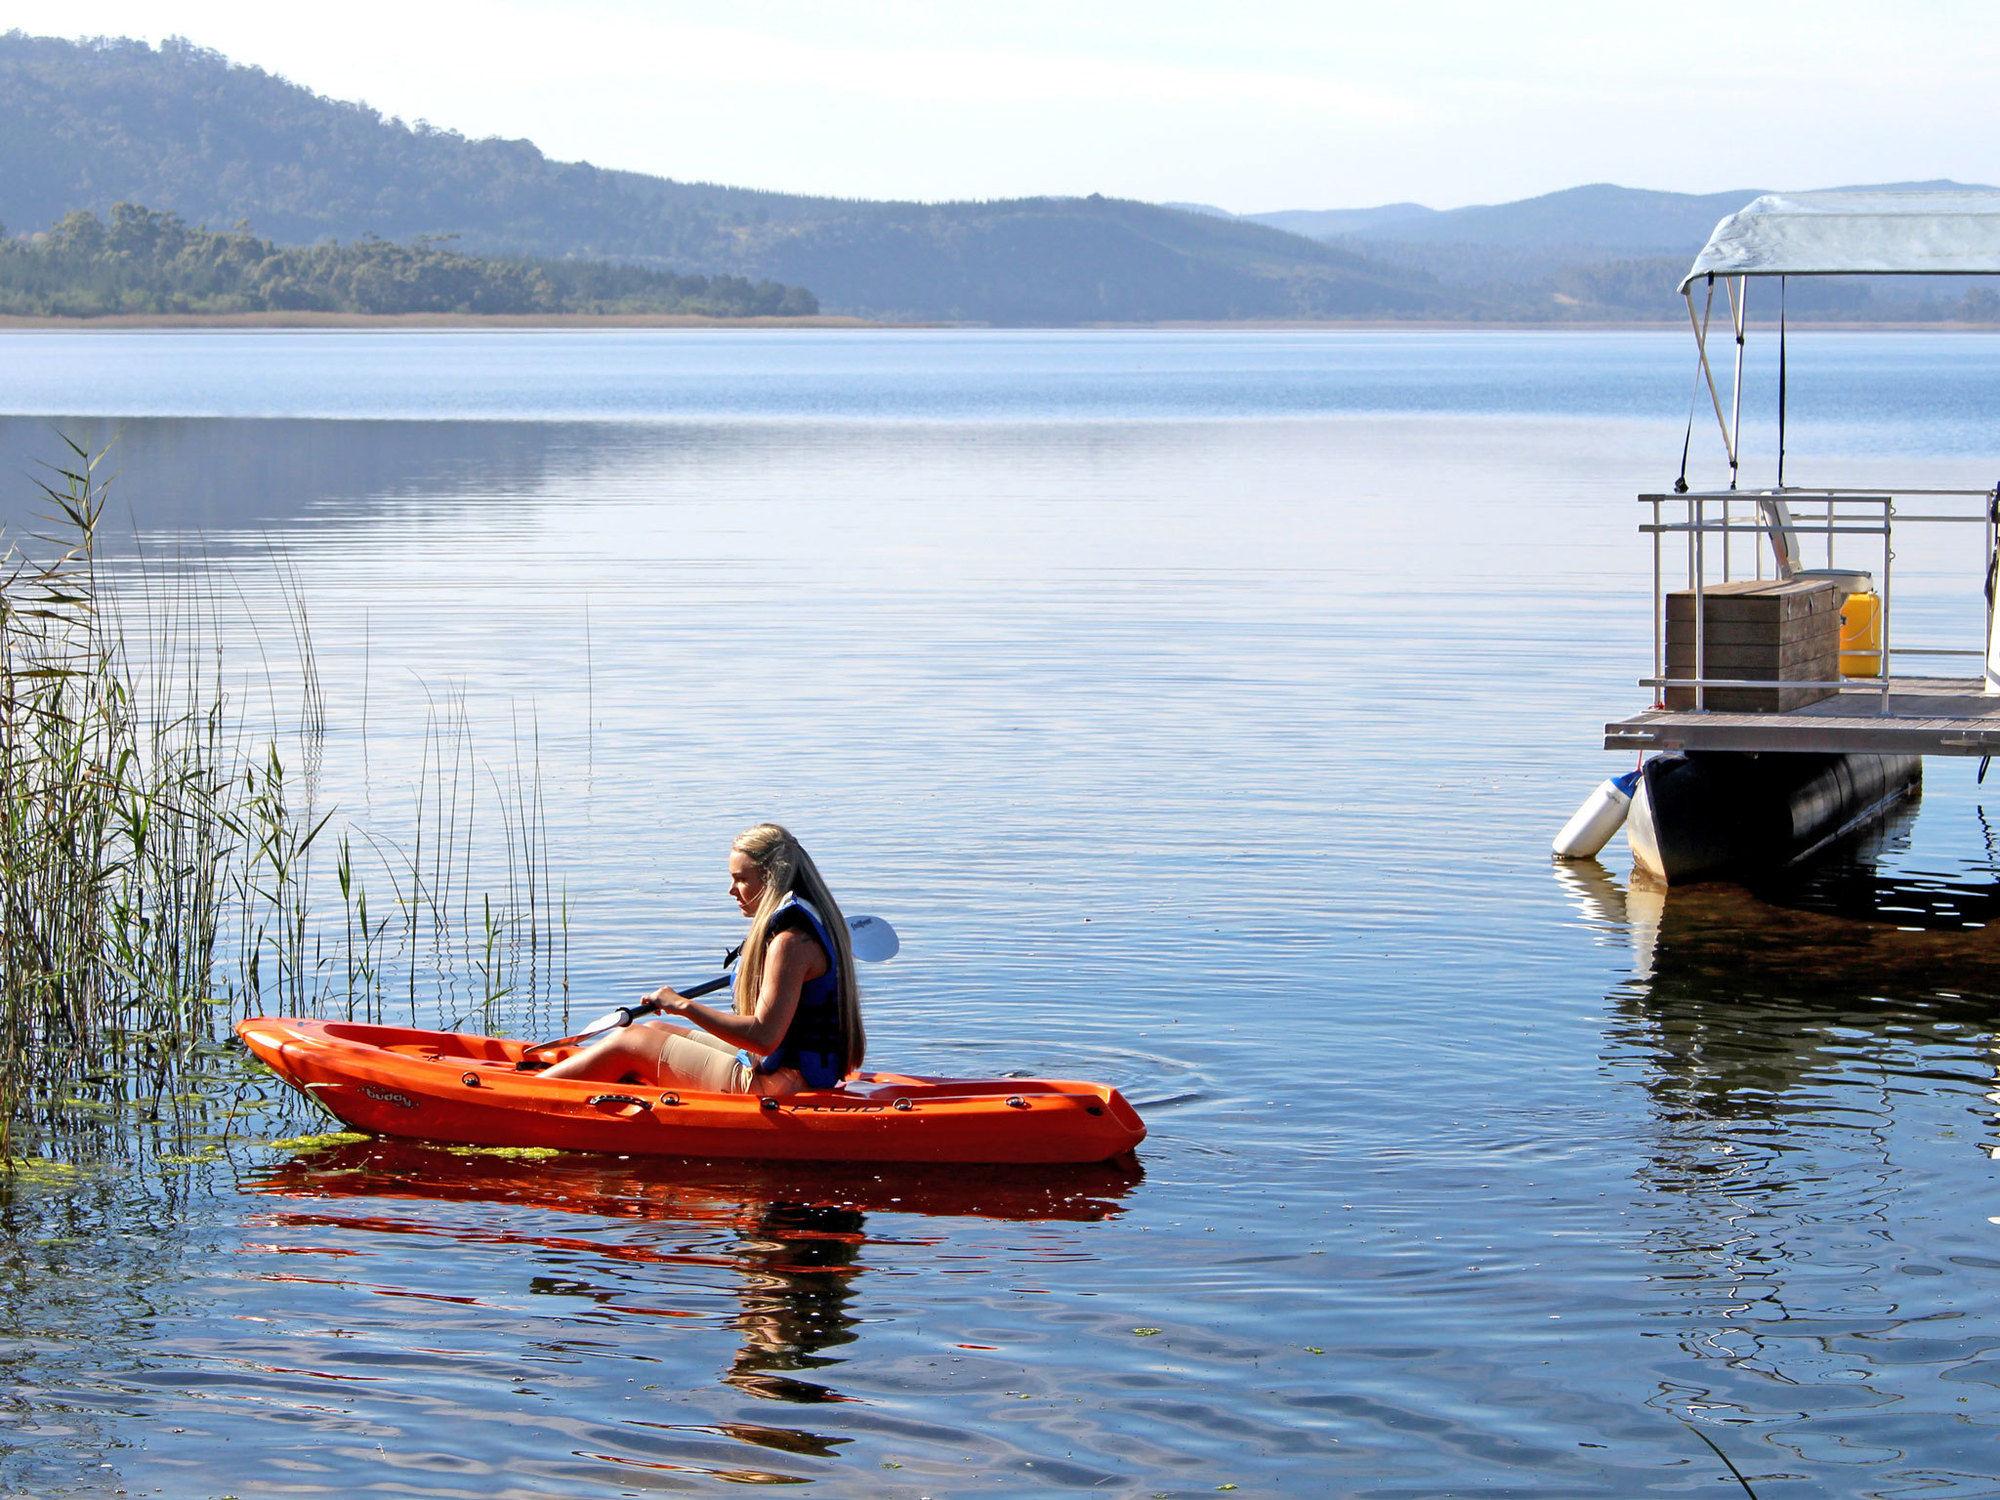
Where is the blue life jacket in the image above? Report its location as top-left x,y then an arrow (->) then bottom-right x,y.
754,895 -> 846,1088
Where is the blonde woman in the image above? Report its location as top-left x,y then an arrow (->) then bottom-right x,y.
544,824 -> 864,1095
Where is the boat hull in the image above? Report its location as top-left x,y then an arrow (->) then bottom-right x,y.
237,1017 -> 1146,1165
1626,749 -> 1922,884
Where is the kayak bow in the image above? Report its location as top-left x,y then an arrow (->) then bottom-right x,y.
237,1016 -> 1146,1165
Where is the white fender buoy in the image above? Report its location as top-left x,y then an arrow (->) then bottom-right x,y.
1552,769 -> 1641,860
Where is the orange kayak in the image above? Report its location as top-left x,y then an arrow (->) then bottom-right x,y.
237,1016 -> 1147,1165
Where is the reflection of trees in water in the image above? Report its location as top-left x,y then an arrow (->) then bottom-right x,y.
0,416 -> 661,547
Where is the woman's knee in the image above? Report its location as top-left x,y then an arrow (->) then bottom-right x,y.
589,1027 -> 658,1077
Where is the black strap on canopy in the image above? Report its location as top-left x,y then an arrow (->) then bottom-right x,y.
1673,274 -> 1714,494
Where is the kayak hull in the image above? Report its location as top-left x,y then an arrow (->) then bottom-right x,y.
237,1017 -> 1147,1165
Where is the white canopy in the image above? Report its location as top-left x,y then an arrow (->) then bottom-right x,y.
1681,188 -> 2000,290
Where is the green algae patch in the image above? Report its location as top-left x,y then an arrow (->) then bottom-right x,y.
269,1131 -> 372,1152
157,1146 -> 225,1167
3,1156 -> 88,1188
447,1145 -> 563,1161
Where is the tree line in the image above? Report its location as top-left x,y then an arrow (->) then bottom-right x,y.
0,202 -> 818,318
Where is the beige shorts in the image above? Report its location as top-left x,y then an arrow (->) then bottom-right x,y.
656,1027 -> 805,1096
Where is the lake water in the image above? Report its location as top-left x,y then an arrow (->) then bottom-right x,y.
7,329 -> 2000,1496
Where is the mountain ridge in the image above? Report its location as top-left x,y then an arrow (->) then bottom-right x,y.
0,31 -> 1457,324
6,32 -> 1995,324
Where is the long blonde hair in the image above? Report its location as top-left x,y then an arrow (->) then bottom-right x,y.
731,823 -> 864,1073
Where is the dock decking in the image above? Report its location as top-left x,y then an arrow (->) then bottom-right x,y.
1606,677 -> 2000,756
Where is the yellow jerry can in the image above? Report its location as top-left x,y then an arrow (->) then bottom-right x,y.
1839,590 -> 1882,677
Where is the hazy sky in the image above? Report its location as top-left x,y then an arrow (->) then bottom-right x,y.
25,1 -> 2000,211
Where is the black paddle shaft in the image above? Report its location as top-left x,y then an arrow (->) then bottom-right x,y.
518,970 -> 737,1068
611,971 -> 732,1028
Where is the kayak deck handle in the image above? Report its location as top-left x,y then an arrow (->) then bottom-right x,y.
587,1093 -> 651,1113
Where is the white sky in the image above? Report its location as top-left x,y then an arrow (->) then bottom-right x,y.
21,0 -> 2000,212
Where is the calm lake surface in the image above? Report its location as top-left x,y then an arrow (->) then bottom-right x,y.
7,328 -> 2000,1496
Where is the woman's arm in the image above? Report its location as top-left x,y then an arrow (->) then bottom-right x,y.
643,929 -> 825,1055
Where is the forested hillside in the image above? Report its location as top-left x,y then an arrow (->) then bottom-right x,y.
0,203 -> 815,317
0,32 -> 1458,323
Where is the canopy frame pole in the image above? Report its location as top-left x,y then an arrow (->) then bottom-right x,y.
1986,480 -> 2000,694
1685,279 -> 1734,475
1777,275 -> 1789,492
1726,274 -> 1747,492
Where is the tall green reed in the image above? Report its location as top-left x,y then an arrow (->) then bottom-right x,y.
0,445 -> 568,1162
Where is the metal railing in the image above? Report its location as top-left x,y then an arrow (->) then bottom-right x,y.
1637,485 -> 1997,713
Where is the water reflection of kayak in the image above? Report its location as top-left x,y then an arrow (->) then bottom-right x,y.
245,1138 -> 1142,1223
244,1139 -> 1139,1412
238,1017 -> 1148,1165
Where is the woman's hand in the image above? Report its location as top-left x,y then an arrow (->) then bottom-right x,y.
641,986 -> 690,1016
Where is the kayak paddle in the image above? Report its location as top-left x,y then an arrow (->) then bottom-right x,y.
521,913 -> 899,1062
846,912 -> 899,962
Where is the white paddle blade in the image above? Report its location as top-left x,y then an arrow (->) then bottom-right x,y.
846,913 -> 899,963
578,1004 -> 636,1037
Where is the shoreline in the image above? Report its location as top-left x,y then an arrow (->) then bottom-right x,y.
0,311 -> 889,330
1,311 -> 1996,333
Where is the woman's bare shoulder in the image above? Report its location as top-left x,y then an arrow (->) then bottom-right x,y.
767,925 -> 830,975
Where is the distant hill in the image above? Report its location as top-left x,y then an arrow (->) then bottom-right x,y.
1247,203 -> 1438,241
1245,182 -> 1998,257
0,32 -> 1459,324
1281,184 -> 1765,256
1235,181 -> 2000,321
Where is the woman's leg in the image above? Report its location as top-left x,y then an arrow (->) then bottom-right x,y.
654,1033 -> 806,1095
541,1022 -> 803,1094
673,1029 -> 739,1057
538,1023 -> 661,1082
747,1066 -> 806,1097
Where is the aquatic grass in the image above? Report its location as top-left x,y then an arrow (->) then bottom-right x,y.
266,1131 -> 370,1152
0,443 -> 571,1163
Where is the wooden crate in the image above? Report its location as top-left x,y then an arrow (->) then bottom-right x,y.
1664,578 -> 1840,711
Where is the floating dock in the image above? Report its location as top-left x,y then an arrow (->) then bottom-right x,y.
1608,677 -> 2000,757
